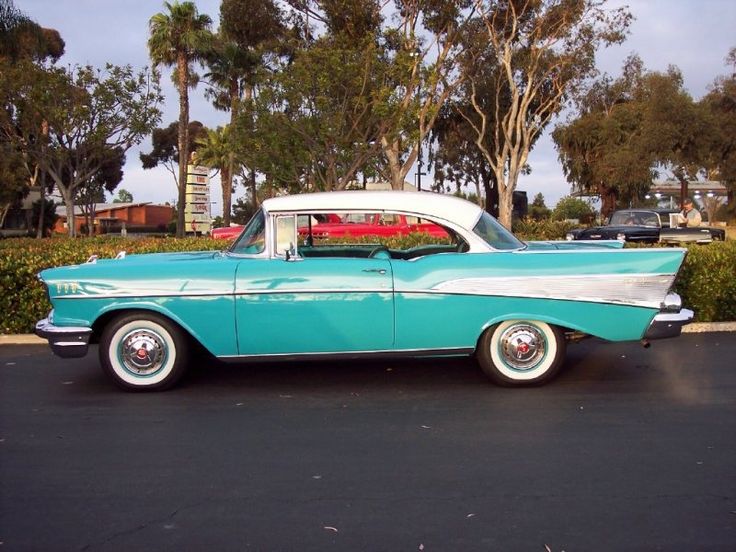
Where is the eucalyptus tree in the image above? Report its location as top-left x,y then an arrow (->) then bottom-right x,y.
554,57 -> 707,217
148,1 -> 213,236
460,0 -> 632,228
701,47 -> 736,214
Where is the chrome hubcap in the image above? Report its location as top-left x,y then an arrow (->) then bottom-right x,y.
120,329 -> 166,376
498,324 -> 546,371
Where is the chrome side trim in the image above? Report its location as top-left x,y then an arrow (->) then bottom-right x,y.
514,247 -> 687,254
53,288 -> 393,300
219,346 -> 475,362
420,273 -> 676,309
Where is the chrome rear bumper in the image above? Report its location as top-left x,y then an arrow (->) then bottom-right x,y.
644,308 -> 694,340
35,317 -> 92,358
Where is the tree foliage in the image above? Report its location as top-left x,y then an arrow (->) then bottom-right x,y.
0,0 -> 64,63
140,120 -> 207,188
554,55 -> 714,217
1,62 -> 162,236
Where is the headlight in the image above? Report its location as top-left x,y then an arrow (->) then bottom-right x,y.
565,233 -> 574,241
616,233 -> 626,241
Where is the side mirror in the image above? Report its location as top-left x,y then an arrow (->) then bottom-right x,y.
284,242 -> 298,261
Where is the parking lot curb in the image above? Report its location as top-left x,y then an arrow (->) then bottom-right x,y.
682,322 -> 736,333
1,321 -> 735,346
0,334 -> 46,345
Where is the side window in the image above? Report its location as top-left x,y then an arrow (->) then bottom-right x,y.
294,210 -> 465,260
274,215 -> 296,256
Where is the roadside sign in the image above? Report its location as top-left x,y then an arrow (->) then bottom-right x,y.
185,164 -> 211,233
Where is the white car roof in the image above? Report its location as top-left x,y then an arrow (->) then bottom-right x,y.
262,191 -> 484,229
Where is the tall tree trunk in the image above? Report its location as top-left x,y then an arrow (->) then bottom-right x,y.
382,138 -> 417,190
61,189 -> 76,237
598,182 -> 618,220
221,79 -> 240,226
243,84 -> 259,210
176,53 -> 190,238
497,176 -> 514,229
250,169 -> 257,209
36,169 -> 46,238
221,164 -> 231,224
36,121 -> 49,238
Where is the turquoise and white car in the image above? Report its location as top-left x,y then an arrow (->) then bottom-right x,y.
35,191 -> 693,390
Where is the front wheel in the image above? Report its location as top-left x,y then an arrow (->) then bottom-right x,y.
476,320 -> 565,386
99,312 -> 189,391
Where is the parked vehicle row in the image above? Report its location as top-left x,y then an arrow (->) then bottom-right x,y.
567,209 -> 726,244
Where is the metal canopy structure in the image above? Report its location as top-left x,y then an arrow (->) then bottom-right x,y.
649,180 -> 728,199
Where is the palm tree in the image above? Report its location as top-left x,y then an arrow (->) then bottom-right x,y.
148,1 -> 213,237
194,126 -> 233,221
203,39 -> 255,225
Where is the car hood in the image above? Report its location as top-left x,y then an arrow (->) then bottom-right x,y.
39,251 -> 229,299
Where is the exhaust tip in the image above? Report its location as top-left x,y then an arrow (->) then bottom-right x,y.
641,339 -> 651,349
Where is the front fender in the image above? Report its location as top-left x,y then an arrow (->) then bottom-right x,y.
53,295 -> 238,357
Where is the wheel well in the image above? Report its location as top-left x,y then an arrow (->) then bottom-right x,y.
474,319 -> 575,353
90,309 -> 201,350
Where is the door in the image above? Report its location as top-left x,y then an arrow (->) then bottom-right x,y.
234,213 -> 394,356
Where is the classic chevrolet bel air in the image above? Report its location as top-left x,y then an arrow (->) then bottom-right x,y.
36,191 -> 693,390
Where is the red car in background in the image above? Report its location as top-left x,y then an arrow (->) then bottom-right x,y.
211,225 -> 244,240
212,213 -> 448,240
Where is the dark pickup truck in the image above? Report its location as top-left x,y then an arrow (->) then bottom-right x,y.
566,209 -> 726,244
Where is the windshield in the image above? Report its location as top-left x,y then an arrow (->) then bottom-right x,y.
230,209 -> 266,255
609,211 -> 659,228
472,211 -> 525,250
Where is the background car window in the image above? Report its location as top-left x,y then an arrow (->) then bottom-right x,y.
230,209 -> 266,255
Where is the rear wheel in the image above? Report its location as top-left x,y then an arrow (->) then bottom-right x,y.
476,320 -> 565,386
99,312 -> 189,391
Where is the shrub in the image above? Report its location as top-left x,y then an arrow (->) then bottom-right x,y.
513,218 -> 577,241
673,241 -> 736,322
551,196 -> 595,223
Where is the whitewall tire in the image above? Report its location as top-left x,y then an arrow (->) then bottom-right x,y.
99,312 -> 189,391
477,320 -> 565,386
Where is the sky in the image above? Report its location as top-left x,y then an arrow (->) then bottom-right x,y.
18,0 -> 736,215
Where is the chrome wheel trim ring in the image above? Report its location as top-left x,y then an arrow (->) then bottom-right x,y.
119,329 -> 167,377
497,323 -> 547,372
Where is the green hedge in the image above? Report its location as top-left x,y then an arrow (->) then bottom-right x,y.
513,219 -> 576,241
1,235 -> 734,334
673,241 -> 736,322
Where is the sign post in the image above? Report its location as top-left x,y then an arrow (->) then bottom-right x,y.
185,165 -> 211,234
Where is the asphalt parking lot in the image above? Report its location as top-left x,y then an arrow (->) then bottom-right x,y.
1,334 -> 735,551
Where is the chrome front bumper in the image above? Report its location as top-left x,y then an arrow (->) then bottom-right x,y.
643,308 -> 694,340
35,317 -> 92,358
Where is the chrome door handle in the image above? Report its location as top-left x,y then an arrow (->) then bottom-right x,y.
362,268 -> 387,275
